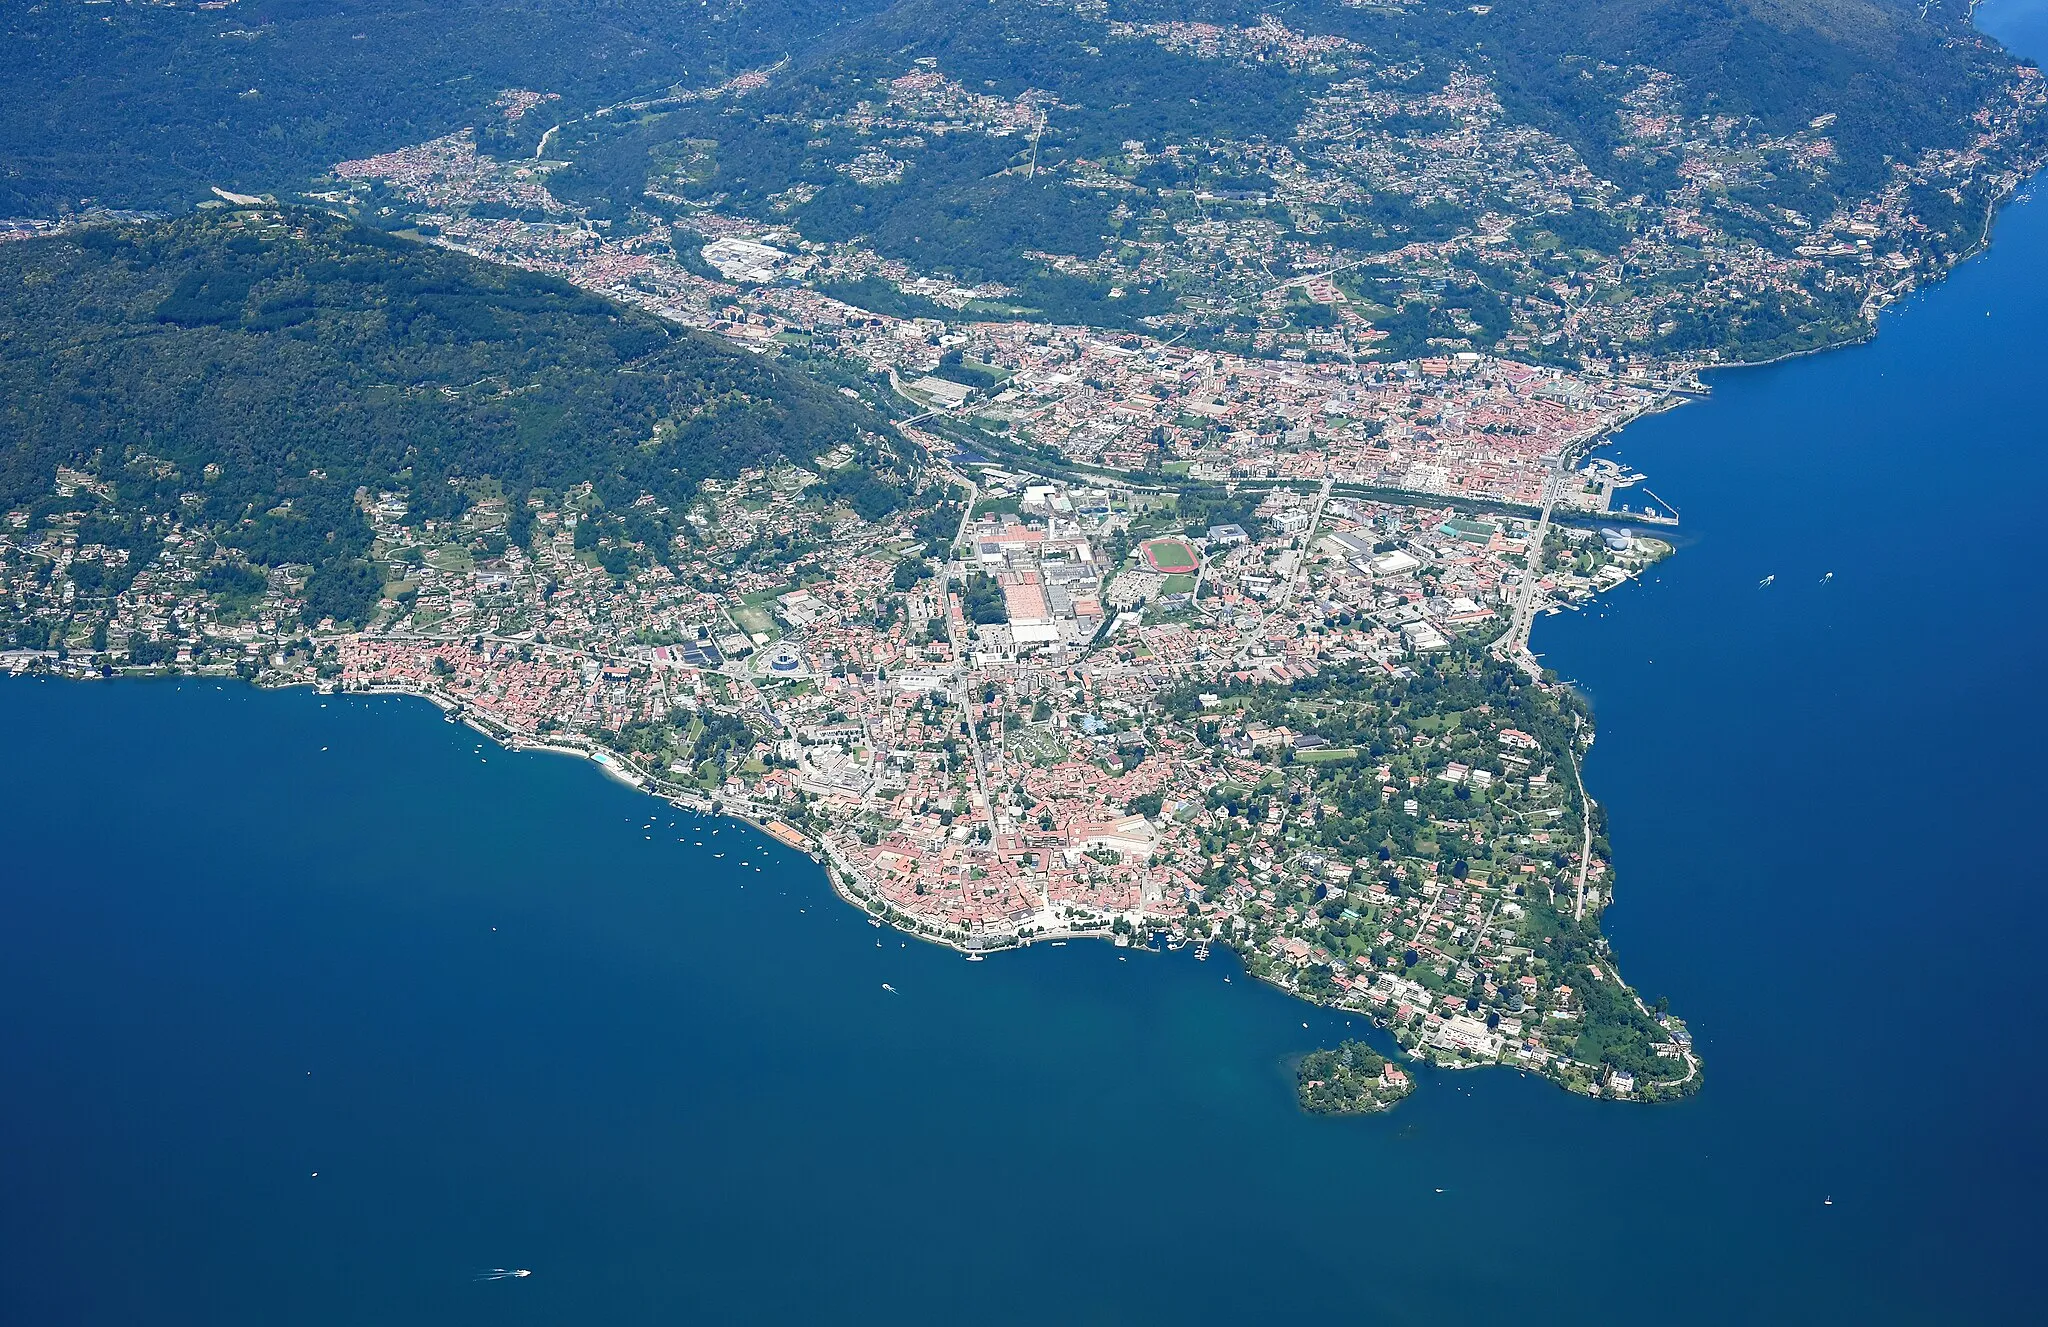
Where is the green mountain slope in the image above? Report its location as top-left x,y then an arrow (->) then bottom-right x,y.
5,0 -> 2025,220
549,0 -> 2034,276
0,0 -> 898,215
0,207 -> 905,625
1390,0 -> 2026,195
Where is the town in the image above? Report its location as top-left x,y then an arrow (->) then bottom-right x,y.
3,424 -> 1695,1100
15,10 -> 2042,1106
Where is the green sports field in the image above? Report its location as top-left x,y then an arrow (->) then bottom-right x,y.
1140,538 -> 1199,574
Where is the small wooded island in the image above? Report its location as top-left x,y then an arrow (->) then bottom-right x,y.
1297,1041 -> 1413,1116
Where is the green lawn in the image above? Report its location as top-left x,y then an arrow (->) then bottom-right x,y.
730,605 -> 775,637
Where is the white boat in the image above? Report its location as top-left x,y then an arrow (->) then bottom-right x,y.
881,983 -> 896,993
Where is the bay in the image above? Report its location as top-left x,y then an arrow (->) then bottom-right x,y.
6,5 -> 2048,1320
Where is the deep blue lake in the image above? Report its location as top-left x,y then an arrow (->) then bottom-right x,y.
6,7 -> 2048,1322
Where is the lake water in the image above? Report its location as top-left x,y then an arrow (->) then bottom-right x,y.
6,8 -> 2048,1322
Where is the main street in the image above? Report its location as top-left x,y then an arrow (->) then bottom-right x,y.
940,469 -> 1015,890
1234,475 -> 1334,665
1495,458 -> 1565,674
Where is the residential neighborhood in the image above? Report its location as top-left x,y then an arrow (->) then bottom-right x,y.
1,436 -> 1691,1101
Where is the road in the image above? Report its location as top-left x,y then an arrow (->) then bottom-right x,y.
1567,746 -> 1593,923
1494,457 -> 1567,673
938,470 -> 1014,879
1233,475 -> 1334,664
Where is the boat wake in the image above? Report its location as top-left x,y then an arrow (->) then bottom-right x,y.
475,1269 -> 531,1281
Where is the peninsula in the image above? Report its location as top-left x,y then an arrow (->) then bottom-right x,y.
6,0 -> 2044,1112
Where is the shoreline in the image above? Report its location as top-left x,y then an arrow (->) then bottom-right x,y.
10,663 -> 1694,1103
22,147 -> 2044,1109
1708,162 -> 2044,376
0,540 -> 1695,1105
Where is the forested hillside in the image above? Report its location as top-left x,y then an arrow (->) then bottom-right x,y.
3,2 -> 2038,385
0,207 -> 904,624
0,0 -> 895,215
1392,0 -> 2024,197
515,0 -> 2041,363
556,0 -> 2028,239
5,0 -> 2026,221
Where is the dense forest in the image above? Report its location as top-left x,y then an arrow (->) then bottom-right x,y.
0,0 -> 896,215
0,207 -> 903,624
